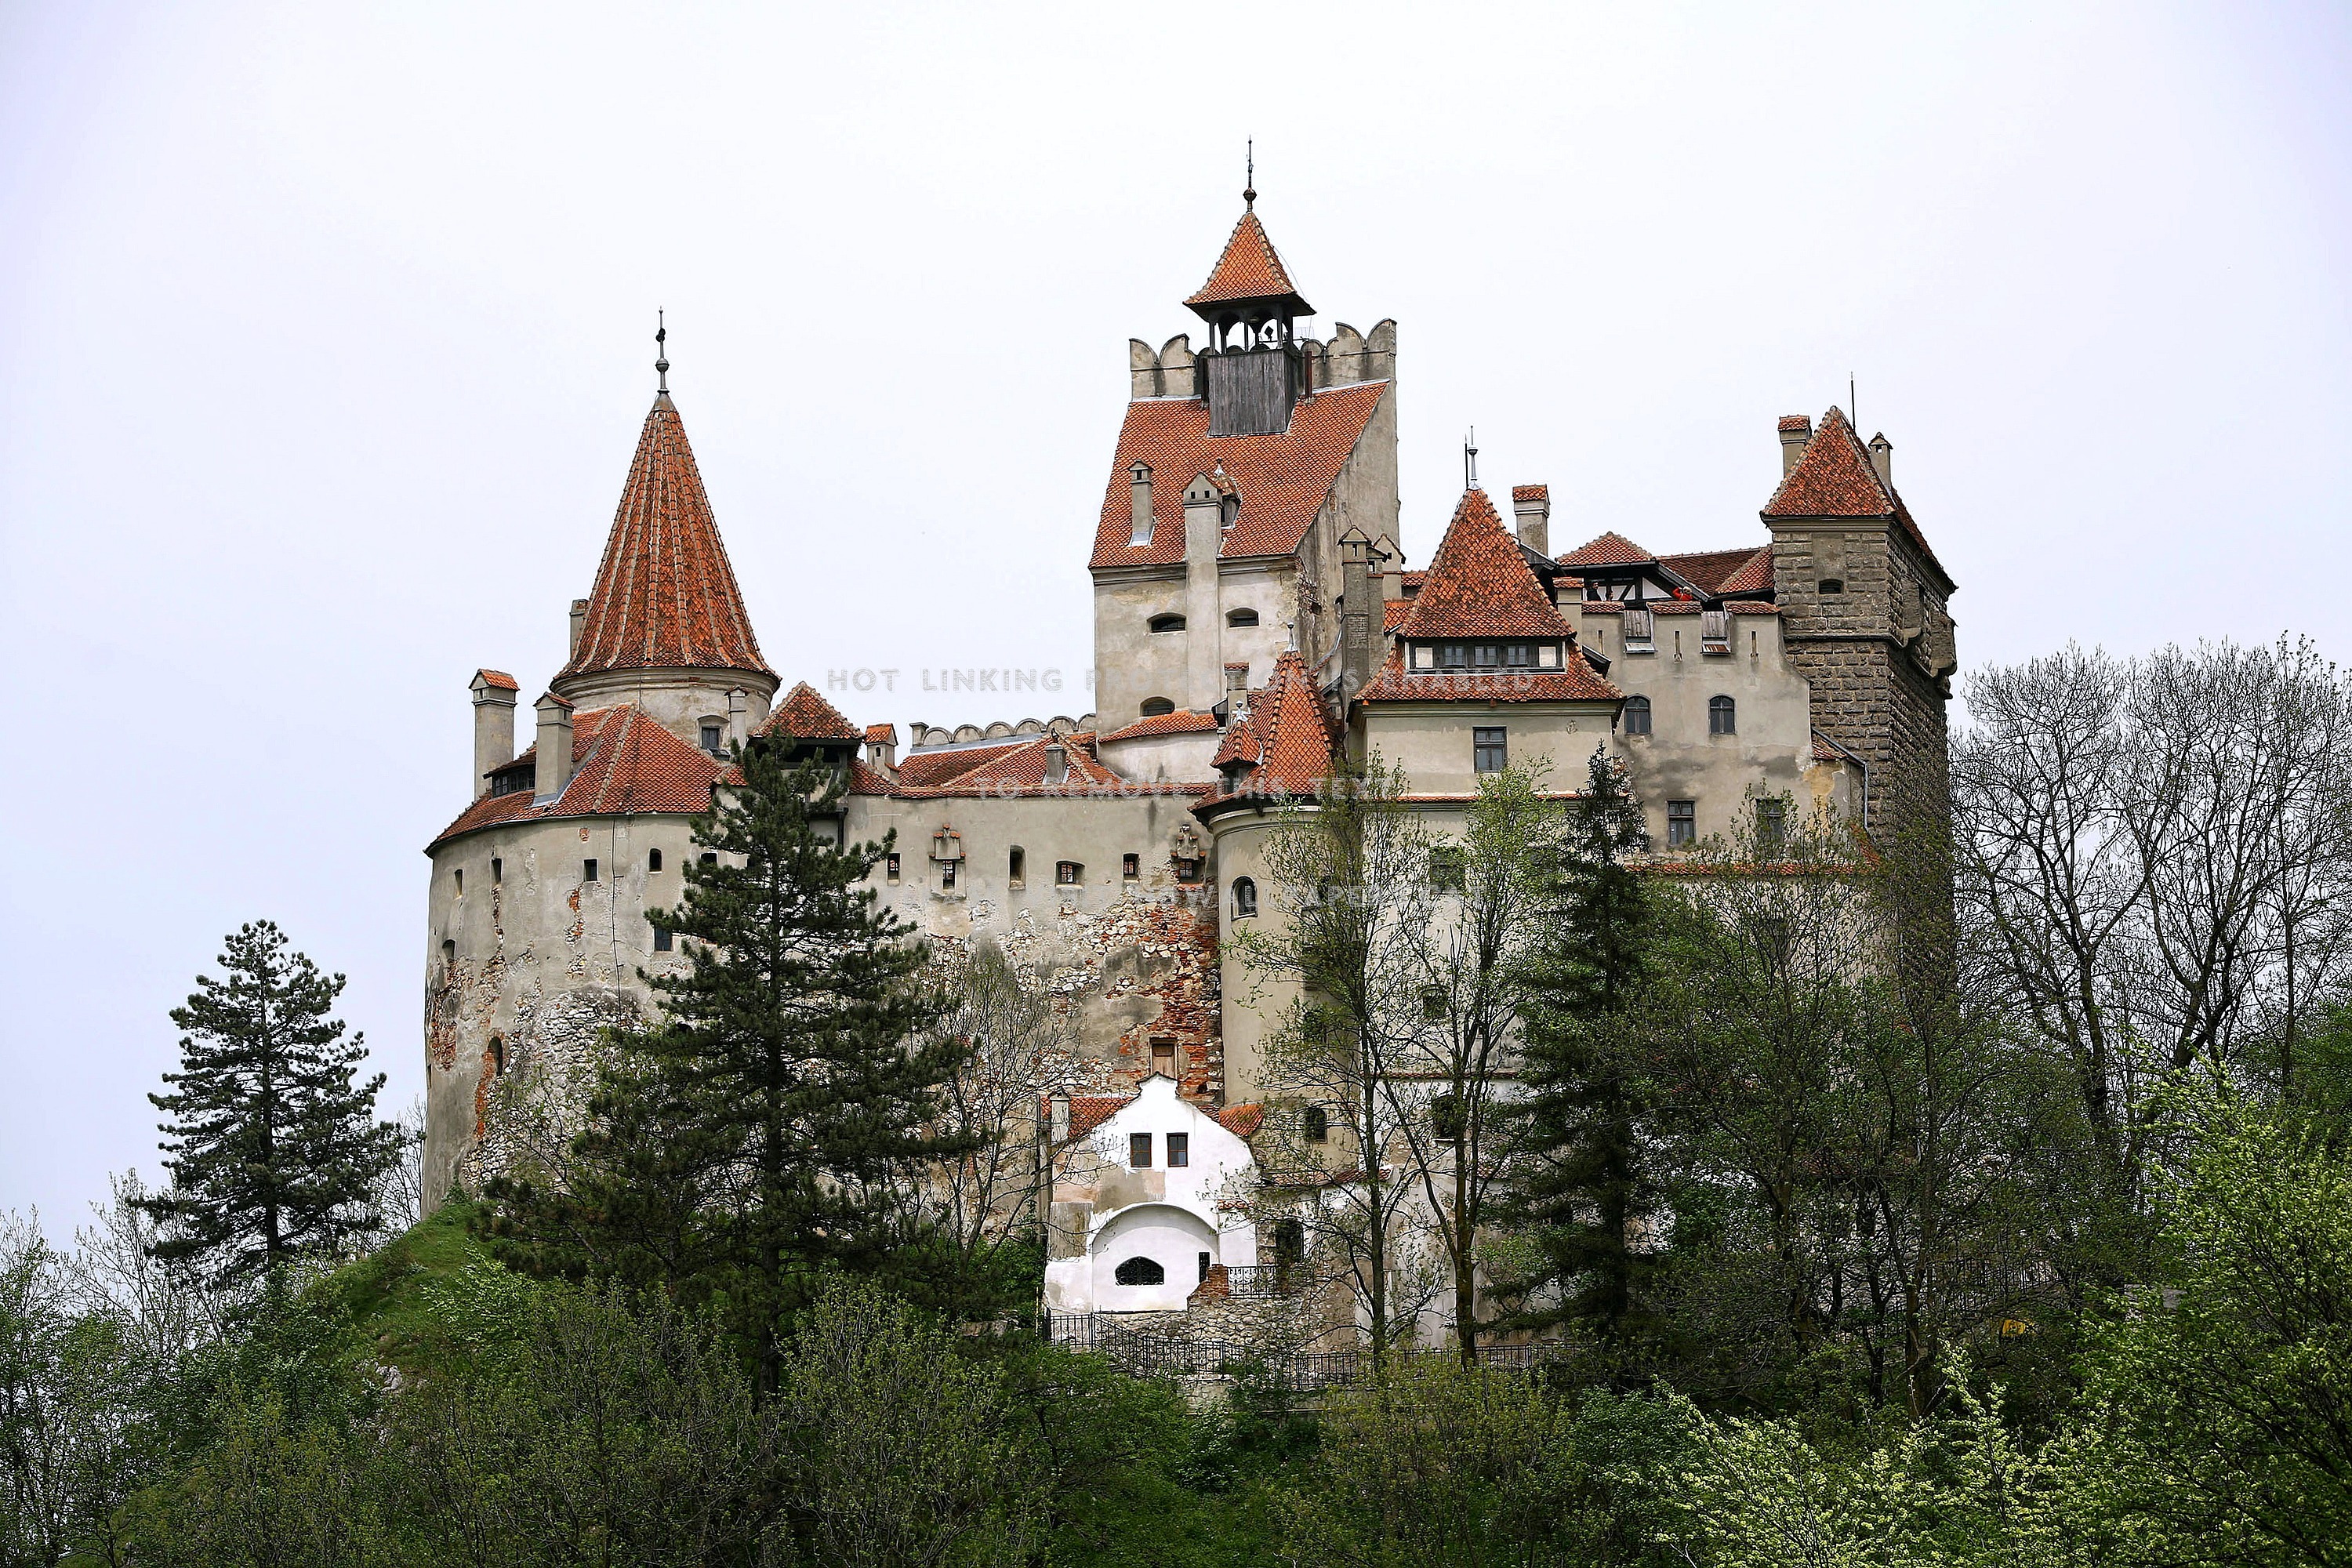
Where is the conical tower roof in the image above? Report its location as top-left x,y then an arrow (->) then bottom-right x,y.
560,393 -> 773,682
1185,209 -> 1312,319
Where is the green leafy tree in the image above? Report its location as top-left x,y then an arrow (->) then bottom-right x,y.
488,741 -> 972,1392
1496,746 -> 1658,1359
139,922 -> 398,1293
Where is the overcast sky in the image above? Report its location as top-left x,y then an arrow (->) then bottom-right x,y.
4,2 -> 2348,1229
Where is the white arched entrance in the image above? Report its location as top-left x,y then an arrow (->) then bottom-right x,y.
1090,1203 -> 1220,1312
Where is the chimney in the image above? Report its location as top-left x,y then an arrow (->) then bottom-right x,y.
728,688 -> 749,749
1338,525 -> 1375,699
1225,662 -> 1249,697
1373,535 -> 1403,600
866,725 -> 898,771
1044,742 -> 1069,784
468,670 -> 517,799
1129,463 -> 1153,546
1868,432 -> 1893,488
1511,485 -> 1551,557
1778,416 -> 1813,477
1050,1092 -> 1070,1143
532,691 -> 575,802
568,598 -> 589,659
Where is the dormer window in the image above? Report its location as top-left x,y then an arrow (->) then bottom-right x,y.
1623,608 -> 1656,653
1700,610 -> 1732,655
699,721 -> 724,754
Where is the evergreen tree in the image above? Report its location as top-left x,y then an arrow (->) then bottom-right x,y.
139,921 -> 398,1291
489,737 -> 972,1393
1496,746 -> 1657,1356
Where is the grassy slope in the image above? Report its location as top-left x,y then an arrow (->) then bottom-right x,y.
319,1200 -> 500,1371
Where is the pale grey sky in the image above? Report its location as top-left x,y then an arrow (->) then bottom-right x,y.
4,2 -> 2347,1228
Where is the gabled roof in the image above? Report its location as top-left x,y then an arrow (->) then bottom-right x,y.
1719,545 -> 1775,597
1762,405 -> 1950,589
1657,547 -> 1764,595
1511,484 -> 1549,503
890,733 -> 1161,797
1090,382 -> 1388,568
863,723 -> 897,746
1185,209 -> 1312,316
472,669 -> 519,691
1100,710 -> 1223,742
428,703 -> 731,850
1200,648 -> 1337,806
560,394 -> 773,683
1552,531 -> 1656,568
758,682 -> 862,742
1394,490 -> 1577,641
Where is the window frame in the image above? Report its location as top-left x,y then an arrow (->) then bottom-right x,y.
1147,613 -> 1187,634
1227,608 -> 1259,627
1668,800 -> 1697,848
1232,876 -> 1258,917
1708,695 -> 1737,735
1129,1131 -> 1152,1168
1167,1131 -> 1189,1167
1056,860 -> 1083,886
1623,695 -> 1652,736
1473,726 -> 1508,775
583,858 -> 599,883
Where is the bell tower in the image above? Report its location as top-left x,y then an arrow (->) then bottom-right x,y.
1185,169 -> 1314,436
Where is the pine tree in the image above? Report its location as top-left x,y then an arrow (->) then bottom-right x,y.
490,735 -> 972,1393
139,921 -> 398,1291
1497,745 -> 1657,1356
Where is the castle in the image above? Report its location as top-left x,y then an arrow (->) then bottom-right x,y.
420,187 -> 1957,1333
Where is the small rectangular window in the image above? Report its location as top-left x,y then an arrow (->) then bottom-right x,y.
1700,609 -> 1732,655
942,861 -> 956,890
1304,1105 -> 1328,1142
1474,727 -> 1508,774
886,852 -> 901,884
1130,1132 -> 1152,1168
1008,847 -> 1025,888
1122,853 -> 1140,880
1623,608 -> 1656,652
1167,1132 -> 1189,1167
652,924 -> 673,952
1757,799 -> 1787,846
1668,800 -> 1697,848
491,857 -> 502,884
648,848 -> 662,873
1151,1040 -> 1177,1077
454,868 -> 463,895
1057,861 -> 1082,885
583,858 -> 598,882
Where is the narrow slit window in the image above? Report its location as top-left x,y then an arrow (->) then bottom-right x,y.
1008,846 -> 1025,887
454,868 -> 463,895
491,857 -> 502,884
648,848 -> 662,873
583,858 -> 598,882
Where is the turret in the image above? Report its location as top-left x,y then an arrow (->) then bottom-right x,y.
1185,176 -> 1313,437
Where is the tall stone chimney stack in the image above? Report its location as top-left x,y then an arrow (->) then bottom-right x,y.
1511,485 -> 1551,557
533,691 -> 575,803
1338,525 -> 1375,698
568,598 -> 589,659
468,670 -> 518,798
1778,415 -> 1813,477
1868,433 -> 1893,488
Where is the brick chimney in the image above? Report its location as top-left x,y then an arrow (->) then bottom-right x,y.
468,670 -> 518,799
533,691 -> 575,803
1510,485 -> 1551,557
1778,416 -> 1813,477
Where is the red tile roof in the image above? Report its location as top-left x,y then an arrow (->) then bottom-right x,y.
1065,1095 -> 1131,1141
1719,546 -> 1775,597
1356,646 -> 1624,706
1100,710 -> 1223,742
758,682 -> 862,742
894,742 -> 1022,789
1201,648 -> 1338,804
474,669 -> 519,691
1658,547 -> 1763,595
1185,210 -> 1310,313
427,704 -> 731,850
1088,383 -> 1388,568
1778,415 -> 1813,434
1383,600 -> 1412,632
1511,484 -> 1549,503
1553,531 -> 1656,568
1217,1104 -> 1264,1138
863,723 -> 897,746
1762,405 -> 1949,588
887,733 -> 1184,798
560,394 -> 773,684
1395,490 -> 1577,641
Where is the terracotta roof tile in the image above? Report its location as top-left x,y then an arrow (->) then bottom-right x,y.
1065,1095 -> 1131,1141
887,733 -> 1170,798
1394,490 -> 1577,640
1356,646 -> 1624,706
1217,1104 -> 1264,1138
427,704 -> 729,850
1657,547 -> 1762,595
560,394 -> 773,683
863,723 -> 897,745
1185,210 -> 1310,313
1200,649 -> 1337,805
473,669 -> 519,691
1778,415 -> 1813,434
1511,484 -> 1549,503
1762,405 -> 1949,587
1553,531 -> 1656,568
894,742 -> 1025,789
1100,710 -> 1224,742
1719,545 -> 1775,597
1726,601 -> 1778,615
1383,600 -> 1412,631
1088,383 -> 1388,568
757,682 -> 862,742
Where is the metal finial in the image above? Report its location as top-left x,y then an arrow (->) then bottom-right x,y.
655,310 -> 670,392
1243,140 -> 1255,210
1465,426 -> 1479,491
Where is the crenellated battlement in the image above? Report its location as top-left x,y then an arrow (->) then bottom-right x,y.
1127,321 -> 1396,402
906,714 -> 1100,750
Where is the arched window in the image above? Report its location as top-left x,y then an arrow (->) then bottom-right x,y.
1140,697 -> 1176,717
647,848 -> 662,873
1232,877 -> 1258,917
1623,695 -> 1652,736
1709,695 -> 1737,735
1228,608 -> 1259,627
1148,613 -> 1187,633
1114,1256 -> 1167,1287
1302,1105 -> 1327,1142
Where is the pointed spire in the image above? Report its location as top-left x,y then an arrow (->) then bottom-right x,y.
1396,489 -> 1576,641
1185,194 -> 1312,320
558,388 -> 772,684
1243,138 -> 1256,211
655,310 -> 670,397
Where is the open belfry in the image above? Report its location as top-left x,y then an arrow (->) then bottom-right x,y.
422,183 -> 1957,1330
